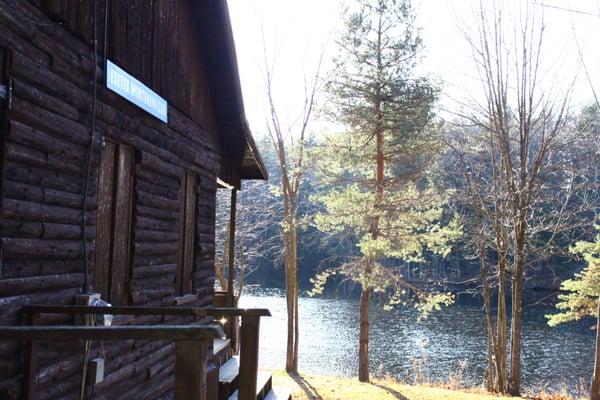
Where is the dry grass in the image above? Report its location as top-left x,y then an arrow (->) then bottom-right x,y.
272,371 -> 527,400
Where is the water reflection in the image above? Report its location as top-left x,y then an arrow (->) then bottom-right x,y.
240,290 -> 594,392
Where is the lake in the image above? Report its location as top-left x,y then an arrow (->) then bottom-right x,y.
239,289 -> 595,394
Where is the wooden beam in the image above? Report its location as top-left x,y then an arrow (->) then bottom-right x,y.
175,339 -> 209,400
226,189 -> 236,308
0,325 -> 222,341
23,304 -> 271,318
238,316 -> 260,400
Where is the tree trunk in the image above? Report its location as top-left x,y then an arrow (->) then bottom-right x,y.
496,254 -> 507,393
508,256 -> 524,396
284,208 -> 299,373
284,231 -> 295,372
591,297 -> 600,400
480,243 -> 496,392
358,284 -> 372,382
291,222 -> 299,371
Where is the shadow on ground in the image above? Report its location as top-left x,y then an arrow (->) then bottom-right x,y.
289,372 -> 323,400
371,382 -> 409,400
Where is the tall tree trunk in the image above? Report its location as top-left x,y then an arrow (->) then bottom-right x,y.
284,206 -> 299,372
508,218 -> 526,396
291,221 -> 299,371
591,297 -> 600,400
358,282 -> 372,382
480,242 -> 497,392
508,255 -> 524,395
496,254 -> 507,393
284,226 -> 295,372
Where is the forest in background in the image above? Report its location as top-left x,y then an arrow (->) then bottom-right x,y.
215,108 -> 600,304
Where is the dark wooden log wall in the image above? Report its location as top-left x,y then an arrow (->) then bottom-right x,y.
0,1 -> 223,398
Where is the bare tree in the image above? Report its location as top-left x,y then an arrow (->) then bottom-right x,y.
262,36 -> 324,372
446,1 -> 600,394
214,182 -> 280,297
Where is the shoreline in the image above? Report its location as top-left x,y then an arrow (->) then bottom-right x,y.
272,371 -> 581,400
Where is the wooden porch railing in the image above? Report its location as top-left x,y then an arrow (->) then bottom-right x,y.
9,305 -> 270,400
0,324 -> 221,400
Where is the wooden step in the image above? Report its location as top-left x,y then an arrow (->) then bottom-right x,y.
218,356 -> 239,400
264,387 -> 293,400
213,337 -> 232,367
219,356 -> 240,383
214,338 -> 231,356
228,371 -> 273,400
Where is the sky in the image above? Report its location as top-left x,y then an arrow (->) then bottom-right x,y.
227,0 -> 600,137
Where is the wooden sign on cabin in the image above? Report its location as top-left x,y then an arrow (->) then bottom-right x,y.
106,59 -> 168,123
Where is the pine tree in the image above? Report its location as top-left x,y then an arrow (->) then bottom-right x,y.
547,226 -> 600,400
310,0 -> 460,382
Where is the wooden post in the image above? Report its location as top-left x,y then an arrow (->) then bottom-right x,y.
175,339 -> 210,400
238,316 -> 260,400
22,312 -> 39,400
226,189 -> 237,308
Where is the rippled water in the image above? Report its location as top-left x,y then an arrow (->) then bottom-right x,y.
239,290 -> 595,393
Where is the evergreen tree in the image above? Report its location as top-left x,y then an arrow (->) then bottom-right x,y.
310,0 -> 460,382
548,226 -> 600,400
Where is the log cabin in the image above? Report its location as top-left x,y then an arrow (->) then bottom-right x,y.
0,1 -> 286,399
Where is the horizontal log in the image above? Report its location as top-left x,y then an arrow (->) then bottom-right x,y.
196,259 -> 215,271
165,108 -> 218,154
137,190 -> 180,212
4,0 -> 96,60
1,238 -> 91,259
0,273 -> 84,296
135,216 -> 177,232
135,179 -> 179,201
35,373 -> 79,400
193,268 -> 213,281
104,361 -> 174,400
131,264 -> 177,278
126,134 -> 217,183
136,205 -> 179,222
2,198 -> 86,225
0,287 -> 79,324
9,120 -> 90,165
0,219 -> 95,240
1,259 -> 82,280
132,254 -> 177,268
0,19 -> 50,68
11,97 -> 90,147
36,341 -> 136,389
5,141 -> 82,177
140,151 -> 184,180
11,52 -> 88,111
129,288 -> 174,305
137,123 -> 218,174
4,160 -> 92,195
134,241 -> 179,257
134,229 -> 179,242
12,78 -> 79,121
3,180 -> 97,210
197,233 -> 215,244
135,166 -> 181,191
198,243 -> 215,254
129,275 -> 175,291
